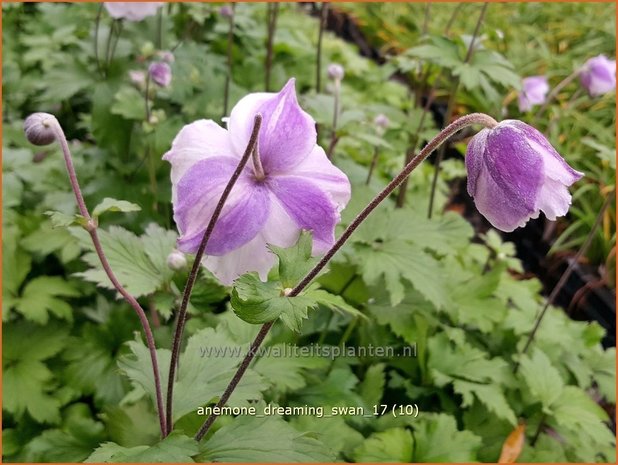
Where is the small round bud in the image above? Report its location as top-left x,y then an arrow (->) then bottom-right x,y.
148,61 -> 172,88
219,5 -> 233,18
373,114 -> 390,130
327,63 -> 345,81
157,50 -> 175,63
167,250 -> 187,270
24,113 -> 56,146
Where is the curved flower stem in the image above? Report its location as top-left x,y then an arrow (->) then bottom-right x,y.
427,2 -> 488,219
264,2 -> 279,92
533,67 -> 583,120
194,112 -> 499,441
45,116 -> 166,438
94,3 -> 104,76
518,188 -> 615,360
222,3 -> 236,119
166,114 -> 263,435
316,2 -> 329,93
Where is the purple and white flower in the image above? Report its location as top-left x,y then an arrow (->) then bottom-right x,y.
466,120 -> 583,232
104,2 -> 164,22
579,55 -> 616,97
163,79 -> 351,284
148,62 -> 172,87
518,76 -> 549,112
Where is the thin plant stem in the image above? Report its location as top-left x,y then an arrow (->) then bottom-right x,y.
94,3 -> 104,76
422,3 -> 431,35
327,79 -> 341,158
326,316 -> 358,375
45,115 -> 166,438
395,3 -> 465,208
366,147 -> 380,185
166,114 -> 263,435
316,2 -> 329,93
265,3 -> 279,91
519,189 -> 615,358
103,19 -> 116,75
195,112 -> 499,441
156,7 -> 163,49
223,3 -> 236,118
318,273 -> 357,344
144,74 -> 151,122
534,67 -> 583,120
106,20 -> 124,68
427,2 -> 488,219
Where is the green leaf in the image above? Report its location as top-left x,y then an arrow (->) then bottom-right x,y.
85,433 -> 198,463
111,86 -> 146,121
254,345 -> 328,392
101,401 -> 160,448
353,427 -> 413,462
118,326 -> 266,421
519,349 -> 564,412
2,227 -> 31,317
231,273 -> 316,332
71,224 -> 176,298
198,415 -> 335,462
412,413 -> 482,462
12,276 -> 79,324
92,197 -> 141,218
304,287 -> 366,319
44,210 -> 88,229
359,363 -> 385,408
268,230 -> 315,288
549,386 -> 610,439
3,322 -> 70,424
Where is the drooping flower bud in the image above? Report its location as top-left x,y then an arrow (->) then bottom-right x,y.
166,249 -> 188,270
373,114 -> 390,130
518,76 -> 549,112
148,62 -> 172,87
156,50 -> 175,64
579,55 -> 616,97
465,120 -> 583,232
219,5 -> 234,18
24,113 -> 56,146
327,63 -> 345,81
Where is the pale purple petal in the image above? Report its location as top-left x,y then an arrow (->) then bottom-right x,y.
535,178 -> 572,221
173,157 -> 270,255
163,120 -> 237,190
580,55 -> 616,97
268,176 -> 339,252
228,79 -> 317,174
288,145 -> 351,209
465,127 -> 490,197
148,62 -> 172,87
203,200 -> 300,284
518,76 -> 549,112
104,2 -> 164,21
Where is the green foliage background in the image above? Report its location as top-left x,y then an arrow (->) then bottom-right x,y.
2,2 -> 616,463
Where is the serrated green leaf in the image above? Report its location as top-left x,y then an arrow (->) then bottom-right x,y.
198,415 -> 335,462
12,276 -> 79,324
359,363 -> 385,407
268,230 -> 315,288
111,86 -> 146,121
44,210 -> 88,228
92,197 -> 141,218
519,349 -> 564,412
413,413 -> 482,462
85,433 -> 198,463
353,427 -> 413,462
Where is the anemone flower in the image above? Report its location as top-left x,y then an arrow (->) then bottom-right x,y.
164,79 -> 351,284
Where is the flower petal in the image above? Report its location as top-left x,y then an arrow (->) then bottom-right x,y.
473,162 -> 537,232
535,178 -> 572,221
163,120 -> 237,192
288,145 -> 351,209
465,128 -> 490,198
173,157 -> 270,255
228,78 -> 317,174
268,176 -> 339,252
203,199 -> 300,284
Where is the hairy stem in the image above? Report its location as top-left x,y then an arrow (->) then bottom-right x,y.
427,2 -> 488,219
519,189 -> 615,358
166,115 -> 263,434
223,3 -> 236,118
46,116 -> 166,438
316,2 -> 329,93
265,3 -> 279,91
195,112 -> 499,440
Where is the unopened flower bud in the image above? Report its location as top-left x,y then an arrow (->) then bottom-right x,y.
327,63 -> 345,81
219,5 -> 233,18
24,113 -> 56,146
579,54 -> 616,97
148,62 -> 172,87
374,114 -> 390,130
157,50 -> 175,63
167,249 -> 187,270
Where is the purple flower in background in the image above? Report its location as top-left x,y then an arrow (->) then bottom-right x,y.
327,64 -> 345,81
148,62 -> 172,87
579,55 -> 616,97
163,79 -> 351,284
104,2 -> 164,21
518,76 -> 549,112
129,70 -> 147,86
466,120 -> 583,232
373,114 -> 390,130
219,5 -> 234,18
